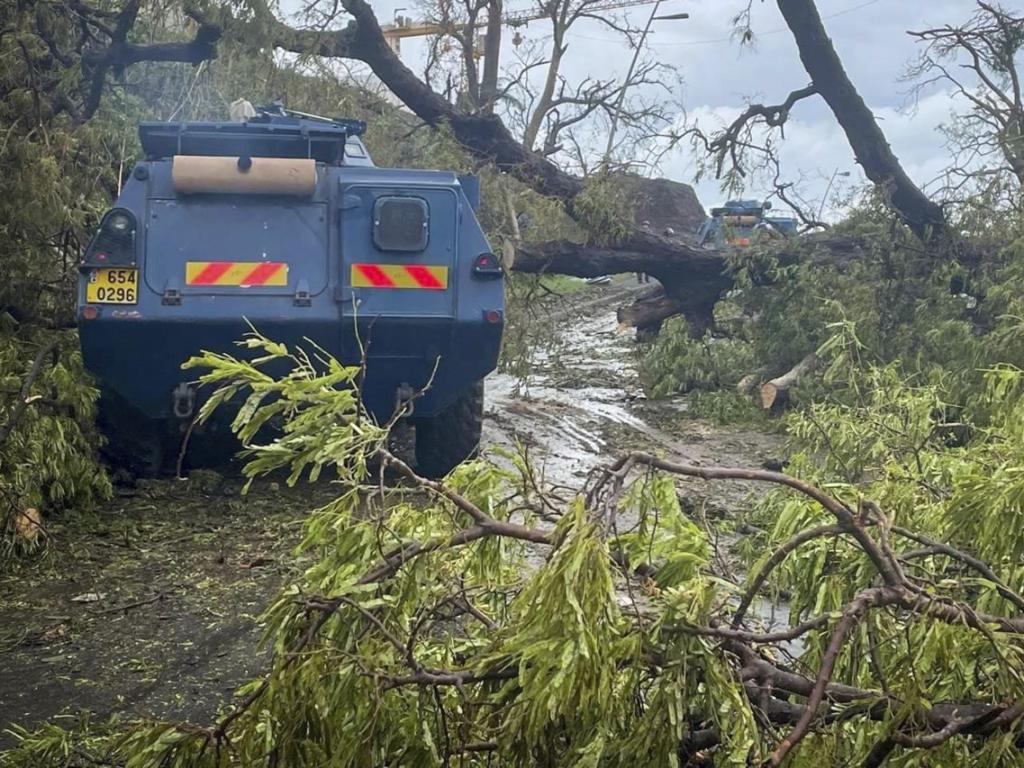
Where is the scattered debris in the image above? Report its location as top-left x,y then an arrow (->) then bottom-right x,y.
14,507 -> 42,543
1,281 -> 781,748
96,593 -> 166,615
70,592 -> 106,603
238,557 -> 274,569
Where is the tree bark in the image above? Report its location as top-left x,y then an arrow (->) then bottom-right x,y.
457,7 -> 482,106
776,0 -> 947,242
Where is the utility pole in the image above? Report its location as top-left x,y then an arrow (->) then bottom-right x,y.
601,5 -> 688,167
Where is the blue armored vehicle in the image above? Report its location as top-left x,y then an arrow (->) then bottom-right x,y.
77,107 -> 504,477
696,199 -> 798,248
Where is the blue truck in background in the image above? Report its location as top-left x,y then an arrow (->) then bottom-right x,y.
696,199 -> 798,248
77,106 -> 504,478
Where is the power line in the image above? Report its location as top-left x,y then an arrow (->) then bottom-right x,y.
565,0 -> 883,47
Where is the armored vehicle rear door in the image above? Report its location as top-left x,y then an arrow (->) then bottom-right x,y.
144,198 -> 329,299
339,185 -> 457,319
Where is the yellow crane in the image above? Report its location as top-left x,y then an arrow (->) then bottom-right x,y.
382,0 -> 661,56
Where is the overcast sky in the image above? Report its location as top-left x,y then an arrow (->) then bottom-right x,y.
347,0 -> 984,216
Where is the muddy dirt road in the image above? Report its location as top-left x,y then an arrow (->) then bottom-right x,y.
485,280 -> 781,504
0,278 -> 781,747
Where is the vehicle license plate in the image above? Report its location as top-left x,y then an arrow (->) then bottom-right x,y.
86,269 -> 138,304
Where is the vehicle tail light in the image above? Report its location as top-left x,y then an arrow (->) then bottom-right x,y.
472,252 -> 503,278
83,209 -> 137,268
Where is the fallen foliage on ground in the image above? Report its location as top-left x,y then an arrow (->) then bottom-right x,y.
7,329 -> 1024,766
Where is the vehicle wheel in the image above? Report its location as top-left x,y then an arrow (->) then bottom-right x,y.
97,393 -> 168,478
414,380 -> 484,479
179,420 -> 243,475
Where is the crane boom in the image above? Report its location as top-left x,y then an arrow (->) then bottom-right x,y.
504,0 -> 658,25
382,0 -> 660,53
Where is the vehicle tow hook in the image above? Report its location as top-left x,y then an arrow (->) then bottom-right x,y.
172,383 -> 196,420
395,383 -> 416,418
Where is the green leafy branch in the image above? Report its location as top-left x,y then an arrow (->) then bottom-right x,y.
14,333 -> 1024,768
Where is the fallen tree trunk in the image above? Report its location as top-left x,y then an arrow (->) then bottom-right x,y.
515,232 -> 880,329
760,354 -> 818,410
514,232 -> 732,334
616,293 -> 683,331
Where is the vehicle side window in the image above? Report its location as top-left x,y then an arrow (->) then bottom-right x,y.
373,196 -> 429,252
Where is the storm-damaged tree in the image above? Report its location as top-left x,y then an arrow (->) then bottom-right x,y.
905,1 -> 1024,206
8,0 -> 972,334
413,0 -> 685,269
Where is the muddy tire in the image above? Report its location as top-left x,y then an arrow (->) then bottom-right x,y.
414,381 -> 484,478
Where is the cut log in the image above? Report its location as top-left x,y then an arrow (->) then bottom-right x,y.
617,294 -> 684,330
760,354 -> 818,411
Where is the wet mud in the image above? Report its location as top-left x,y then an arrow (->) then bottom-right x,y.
485,280 -> 782,502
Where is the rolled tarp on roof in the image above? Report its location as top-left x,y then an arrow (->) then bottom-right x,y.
171,155 -> 316,197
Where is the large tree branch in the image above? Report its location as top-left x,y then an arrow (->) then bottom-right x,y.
216,0 -> 584,200
705,84 -> 817,179
76,3 -> 222,120
0,342 -> 59,446
776,0 -> 948,242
